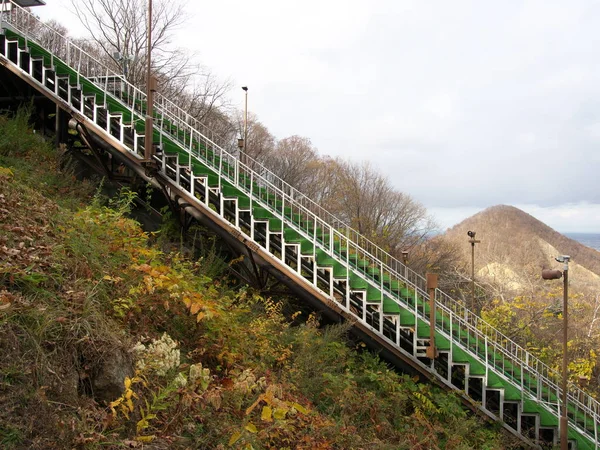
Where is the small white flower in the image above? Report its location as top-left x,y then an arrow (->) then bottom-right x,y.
174,372 -> 188,388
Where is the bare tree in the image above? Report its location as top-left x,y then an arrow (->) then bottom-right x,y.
325,159 -> 436,256
70,0 -> 230,120
71,0 -> 187,86
234,113 -> 275,170
265,135 -> 320,190
170,71 -> 232,123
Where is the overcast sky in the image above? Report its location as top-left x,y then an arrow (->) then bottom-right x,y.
36,0 -> 600,233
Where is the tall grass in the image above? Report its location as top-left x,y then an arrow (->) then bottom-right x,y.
0,107 -> 45,157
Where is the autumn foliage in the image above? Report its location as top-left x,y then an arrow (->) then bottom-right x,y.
0,112 -> 515,449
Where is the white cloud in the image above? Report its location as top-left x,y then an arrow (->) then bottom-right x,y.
35,0 -> 600,233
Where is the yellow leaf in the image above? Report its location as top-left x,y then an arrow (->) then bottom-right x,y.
292,402 -> 309,414
245,422 -> 258,433
136,419 -> 148,433
196,312 -> 205,322
183,297 -> 192,308
273,407 -> 287,420
190,302 -> 201,315
126,398 -> 134,411
261,406 -> 273,422
136,435 -> 155,442
120,404 -> 130,419
228,431 -> 242,446
124,377 -> 132,390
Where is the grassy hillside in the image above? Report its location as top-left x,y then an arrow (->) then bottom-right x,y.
0,111 -> 515,449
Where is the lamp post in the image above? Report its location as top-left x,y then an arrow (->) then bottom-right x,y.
144,0 -> 156,162
402,250 -> 409,280
467,231 -> 480,312
242,86 -> 248,164
542,255 -> 570,450
113,52 -> 134,80
237,137 -> 244,167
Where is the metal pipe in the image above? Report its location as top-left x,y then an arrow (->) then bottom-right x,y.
144,0 -> 153,161
542,257 -> 570,450
467,231 -> 480,313
561,265 -> 569,450
242,86 -> 248,164
471,240 -> 475,309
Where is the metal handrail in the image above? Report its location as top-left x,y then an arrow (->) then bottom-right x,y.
3,1 -> 599,443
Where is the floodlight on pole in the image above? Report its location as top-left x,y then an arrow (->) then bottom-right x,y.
542,255 -> 570,450
467,231 -> 480,312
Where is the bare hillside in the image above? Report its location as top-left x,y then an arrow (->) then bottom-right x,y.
443,205 -> 600,292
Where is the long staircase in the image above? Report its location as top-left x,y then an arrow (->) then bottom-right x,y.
1,2 -> 599,448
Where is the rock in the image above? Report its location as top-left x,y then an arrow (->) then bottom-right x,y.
91,348 -> 134,404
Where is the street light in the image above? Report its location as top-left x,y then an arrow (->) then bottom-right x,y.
402,250 -> 409,279
467,231 -> 480,312
542,255 -> 570,450
242,86 -> 248,164
113,52 -> 133,79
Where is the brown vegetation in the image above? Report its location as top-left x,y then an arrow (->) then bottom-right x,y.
0,113 -> 515,449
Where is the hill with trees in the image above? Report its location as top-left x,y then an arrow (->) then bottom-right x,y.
444,205 -> 600,295
442,205 -> 600,396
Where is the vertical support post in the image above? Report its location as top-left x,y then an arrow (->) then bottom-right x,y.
426,273 -> 438,359
471,240 -> 475,311
144,0 -> 154,161
242,86 -> 248,164
467,232 -> 481,314
560,266 -> 569,450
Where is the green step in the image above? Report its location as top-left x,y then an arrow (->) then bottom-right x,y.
366,285 -> 382,302
252,206 -> 273,220
383,296 -> 401,314
399,310 -> 416,327
522,400 -> 558,428
284,228 -> 301,242
297,239 -> 314,255
348,273 -> 368,290
451,346 -> 485,375
222,185 -> 250,209
268,218 -> 282,232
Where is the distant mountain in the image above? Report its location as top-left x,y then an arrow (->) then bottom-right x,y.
443,205 -> 600,291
